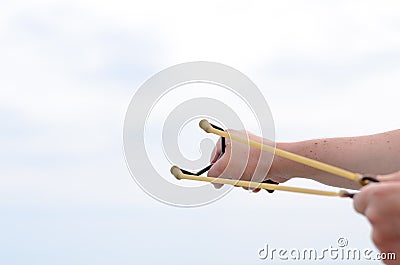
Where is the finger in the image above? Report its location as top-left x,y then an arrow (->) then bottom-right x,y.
212,183 -> 223,189
353,185 -> 375,214
353,193 -> 368,214
208,152 -> 228,178
242,186 -> 259,192
210,137 -> 222,163
208,151 -> 229,189
377,171 -> 400,182
242,186 -> 260,192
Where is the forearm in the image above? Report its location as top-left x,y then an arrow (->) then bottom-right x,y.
269,130 -> 400,189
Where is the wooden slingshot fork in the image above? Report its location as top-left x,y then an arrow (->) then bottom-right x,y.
170,119 -> 379,198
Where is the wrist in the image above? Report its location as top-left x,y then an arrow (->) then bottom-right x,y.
268,142 -> 294,179
269,142 -> 314,180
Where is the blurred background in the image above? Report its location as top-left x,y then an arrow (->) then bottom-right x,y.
1,0 -> 400,264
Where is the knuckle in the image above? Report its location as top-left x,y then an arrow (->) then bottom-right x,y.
365,208 -> 381,225
369,187 -> 386,199
361,184 -> 387,203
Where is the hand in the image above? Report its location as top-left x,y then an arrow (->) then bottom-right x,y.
353,171 -> 400,264
207,129 -> 289,190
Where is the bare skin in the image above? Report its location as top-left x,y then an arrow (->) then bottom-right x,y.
208,129 -> 400,264
354,172 -> 400,264
208,129 -> 400,189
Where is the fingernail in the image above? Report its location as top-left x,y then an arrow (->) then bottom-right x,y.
212,183 -> 223,189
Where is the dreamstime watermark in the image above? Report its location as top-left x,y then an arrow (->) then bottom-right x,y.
258,237 -> 396,261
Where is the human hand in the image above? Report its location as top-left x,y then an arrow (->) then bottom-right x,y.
353,171 -> 400,264
207,129 -> 289,190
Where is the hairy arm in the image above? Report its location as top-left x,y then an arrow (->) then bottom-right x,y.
270,130 -> 400,189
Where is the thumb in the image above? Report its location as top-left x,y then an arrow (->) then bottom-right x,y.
377,170 -> 400,182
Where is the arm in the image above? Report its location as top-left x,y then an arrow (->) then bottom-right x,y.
271,129 -> 400,189
208,129 -> 400,190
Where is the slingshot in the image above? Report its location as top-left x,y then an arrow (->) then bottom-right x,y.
170,119 -> 379,198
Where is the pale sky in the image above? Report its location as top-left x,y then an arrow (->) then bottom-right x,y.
1,1 -> 400,264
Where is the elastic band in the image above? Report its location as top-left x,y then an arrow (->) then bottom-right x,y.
359,175 -> 379,186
